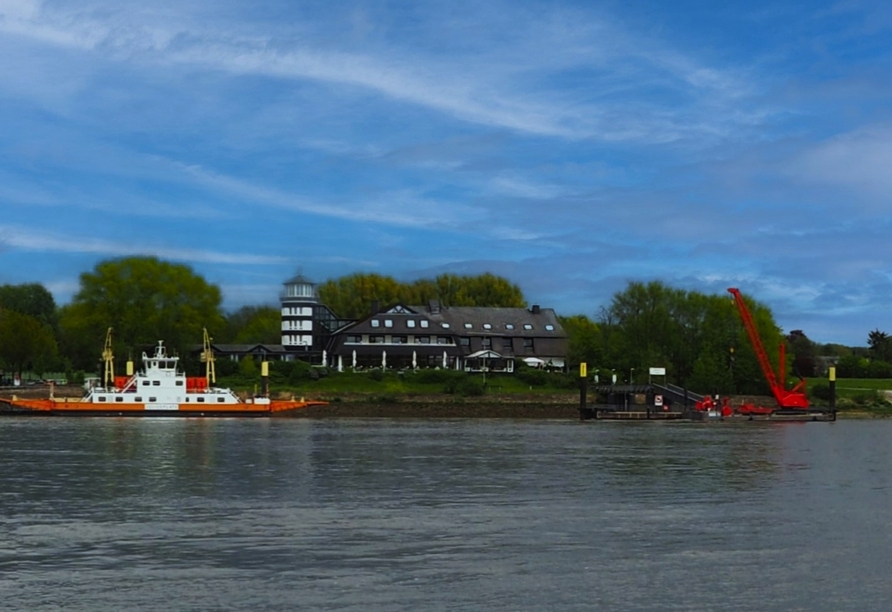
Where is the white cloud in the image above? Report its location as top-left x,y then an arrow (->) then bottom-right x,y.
787,125 -> 892,202
0,224 -> 285,264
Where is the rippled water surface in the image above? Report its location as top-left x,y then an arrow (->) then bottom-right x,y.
1,417 -> 891,611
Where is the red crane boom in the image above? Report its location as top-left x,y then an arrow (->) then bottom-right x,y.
727,288 -> 808,410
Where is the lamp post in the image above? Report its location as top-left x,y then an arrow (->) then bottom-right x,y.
629,368 -> 635,385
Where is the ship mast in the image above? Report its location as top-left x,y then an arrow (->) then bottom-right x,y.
102,327 -> 114,388
201,328 -> 216,384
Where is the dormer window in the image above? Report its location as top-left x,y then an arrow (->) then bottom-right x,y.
545,324 -> 555,331
442,323 -> 450,329
384,320 -> 393,328
483,323 -> 492,330
420,320 -> 429,328
464,323 -> 473,329
523,324 -> 533,330
407,320 -> 416,328
505,324 -> 515,330
371,320 -> 380,328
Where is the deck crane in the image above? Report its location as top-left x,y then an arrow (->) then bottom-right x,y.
201,327 -> 216,384
101,327 -> 114,389
727,288 -> 809,410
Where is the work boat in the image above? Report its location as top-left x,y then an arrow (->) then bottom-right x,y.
6,341 -> 326,417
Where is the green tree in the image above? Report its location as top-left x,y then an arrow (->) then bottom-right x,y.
0,310 -> 57,377
318,272 -> 526,319
220,306 -> 282,344
59,256 -> 224,370
0,283 -> 57,329
559,314 -> 602,368
867,329 -> 892,362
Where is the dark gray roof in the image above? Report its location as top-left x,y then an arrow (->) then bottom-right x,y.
343,303 -> 566,337
283,274 -> 314,286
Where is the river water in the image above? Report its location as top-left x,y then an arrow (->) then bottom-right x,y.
0,417 -> 890,611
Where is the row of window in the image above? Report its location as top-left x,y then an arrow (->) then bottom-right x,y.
345,335 -> 534,349
96,396 -> 228,403
370,318 -> 554,331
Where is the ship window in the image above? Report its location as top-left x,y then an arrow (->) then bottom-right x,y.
142,381 -> 150,386
149,397 -> 157,402
115,397 -> 124,402
153,380 -> 160,386
175,380 -> 184,386
135,397 -> 142,402
97,396 -> 107,402
217,397 -> 225,403
197,397 -> 205,403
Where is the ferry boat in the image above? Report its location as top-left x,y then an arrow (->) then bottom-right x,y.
3,332 -> 326,417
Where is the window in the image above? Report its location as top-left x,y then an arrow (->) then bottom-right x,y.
142,380 -> 150,386
392,335 -> 408,344
197,397 -> 205,403
482,338 -> 492,349
153,380 -> 160,386
407,320 -> 416,328
460,337 -> 470,347
437,336 -> 450,345
371,319 -> 380,328
97,396 -> 107,402
524,338 -> 534,349
135,397 -> 142,402
217,397 -> 225,403
505,324 -> 515,330
464,323 -> 473,329
420,320 -> 429,328
416,336 -> 431,344
149,397 -> 157,402
370,335 -> 385,344
523,324 -> 533,330
545,324 -> 555,331
502,338 -> 513,349
115,397 -> 124,402
441,323 -> 450,329
483,323 -> 492,330
346,335 -> 362,343
384,320 -> 393,328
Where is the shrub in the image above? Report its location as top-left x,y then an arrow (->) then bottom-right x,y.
455,377 -> 486,396
810,383 -> 831,401
368,368 -> 385,382
516,367 -> 550,387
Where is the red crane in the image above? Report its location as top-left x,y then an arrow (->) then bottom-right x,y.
727,288 -> 809,410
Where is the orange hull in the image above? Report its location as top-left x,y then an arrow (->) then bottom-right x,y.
2,397 -> 327,416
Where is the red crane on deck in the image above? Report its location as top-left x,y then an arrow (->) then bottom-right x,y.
727,288 -> 809,411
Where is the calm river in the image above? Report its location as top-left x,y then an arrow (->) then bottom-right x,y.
1,417 -> 890,611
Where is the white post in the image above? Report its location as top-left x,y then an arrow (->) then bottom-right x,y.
382,350 -> 387,369
337,355 -> 343,372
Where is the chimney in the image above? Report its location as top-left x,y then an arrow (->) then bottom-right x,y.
371,300 -> 380,315
428,299 -> 441,314
531,304 -> 541,314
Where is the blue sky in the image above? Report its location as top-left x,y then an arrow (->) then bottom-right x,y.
1,0 -> 891,345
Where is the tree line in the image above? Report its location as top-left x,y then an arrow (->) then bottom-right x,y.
0,256 -> 873,394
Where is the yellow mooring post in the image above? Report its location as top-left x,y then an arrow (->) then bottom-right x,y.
261,361 -> 269,398
579,362 -> 589,420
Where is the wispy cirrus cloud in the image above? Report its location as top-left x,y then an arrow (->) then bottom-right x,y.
0,224 -> 285,265
0,0 -> 763,142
